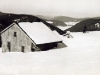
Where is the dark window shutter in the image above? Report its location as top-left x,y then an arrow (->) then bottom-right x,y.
14,32 -> 17,37
7,42 -> 11,52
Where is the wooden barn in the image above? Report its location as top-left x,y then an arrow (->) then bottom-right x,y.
0,22 -> 62,52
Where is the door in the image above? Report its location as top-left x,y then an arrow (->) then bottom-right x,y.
21,46 -> 24,52
7,42 -> 11,52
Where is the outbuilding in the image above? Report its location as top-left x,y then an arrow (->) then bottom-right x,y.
1,22 -> 62,52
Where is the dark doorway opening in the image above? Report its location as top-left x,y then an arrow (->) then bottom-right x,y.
7,42 -> 11,52
21,46 -> 24,52
37,42 -> 67,51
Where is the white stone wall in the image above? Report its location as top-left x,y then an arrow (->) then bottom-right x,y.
1,23 -> 39,52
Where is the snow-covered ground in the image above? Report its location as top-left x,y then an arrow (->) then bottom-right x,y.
57,26 -> 72,30
57,22 -> 79,30
65,22 -> 79,26
46,21 -> 53,24
0,31 -> 100,75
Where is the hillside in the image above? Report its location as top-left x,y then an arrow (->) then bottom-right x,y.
37,15 -> 89,26
52,16 -> 88,22
36,15 -> 68,26
46,20 -> 67,26
65,18 -> 100,32
0,12 -> 65,35
45,16 -> 88,27
37,15 -> 88,22
36,15 -> 52,20
0,12 -> 41,32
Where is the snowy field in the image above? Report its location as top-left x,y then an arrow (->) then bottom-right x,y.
57,26 -> 72,30
0,31 -> 100,75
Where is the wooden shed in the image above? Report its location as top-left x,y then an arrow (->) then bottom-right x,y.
1,22 -> 62,52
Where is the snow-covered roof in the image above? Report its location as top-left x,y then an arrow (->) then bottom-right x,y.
18,22 -> 62,44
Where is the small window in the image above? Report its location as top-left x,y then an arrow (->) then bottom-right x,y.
21,46 -> 24,52
7,42 -> 11,52
14,32 -> 17,37
31,43 -> 35,52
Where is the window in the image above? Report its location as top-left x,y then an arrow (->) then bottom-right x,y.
31,43 -> 35,52
14,32 -> 17,37
7,42 -> 11,52
21,46 -> 24,52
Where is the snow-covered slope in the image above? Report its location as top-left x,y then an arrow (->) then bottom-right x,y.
0,31 -> 100,75
57,26 -> 72,30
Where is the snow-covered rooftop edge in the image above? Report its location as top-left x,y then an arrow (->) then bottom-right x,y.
18,22 -> 62,44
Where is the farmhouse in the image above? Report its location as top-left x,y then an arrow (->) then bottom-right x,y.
1,22 -> 62,52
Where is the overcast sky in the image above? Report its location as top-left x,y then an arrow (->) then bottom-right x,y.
0,0 -> 100,18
